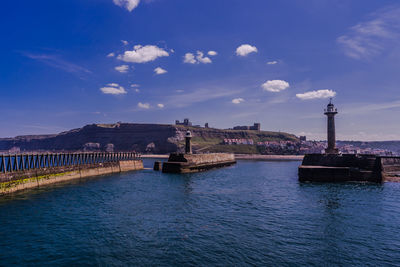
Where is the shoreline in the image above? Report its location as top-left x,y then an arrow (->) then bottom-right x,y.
235,154 -> 304,161
142,154 -> 304,161
141,154 -> 169,159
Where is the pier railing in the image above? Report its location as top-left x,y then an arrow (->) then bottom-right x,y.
0,152 -> 141,173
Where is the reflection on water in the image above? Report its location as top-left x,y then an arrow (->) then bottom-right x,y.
0,159 -> 399,266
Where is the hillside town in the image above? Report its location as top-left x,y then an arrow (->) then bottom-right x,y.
222,138 -> 396,156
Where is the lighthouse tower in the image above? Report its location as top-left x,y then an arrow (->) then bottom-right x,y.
185,130 -> 192,154
324,99 -> 338,154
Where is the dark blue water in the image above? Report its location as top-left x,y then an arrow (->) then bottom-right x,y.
1,160 -> 400,266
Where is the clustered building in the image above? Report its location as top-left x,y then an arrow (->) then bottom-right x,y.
175,119 -> 261,131
223,139 -> 254,145
233,123 -> 261,131
221,138 -> 395,156
175,118 -> 192,126
175,118 -> 206,128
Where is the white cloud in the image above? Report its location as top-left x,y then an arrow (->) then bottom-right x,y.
121,40 -> 128,45
130,84 -> 140,87
137,102 -> 150,109
118,45 -> 169,63
236,44 -> 258,56
337,6 -> 400,59
267,60 -> 278,65
135,88 -> 140,93
115,64 -> 129,73
232,98 -> 245,104
183,51 -> 212,64
183,53 -> 196,64
157,103 -> 164,108
100,83 -> 127,95
113,0 -> 140,12
208,50 -> 218,56
196,51 -> 212,64
154,67 -> 167,75
261,80 -> 289,92
107,52 -> 115,57
296,89 -> 337,100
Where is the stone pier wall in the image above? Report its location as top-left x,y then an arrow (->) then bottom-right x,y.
0,160 -> 143,195
163,153 -> 236,173
380,157 -> 400,182
168,153 -> 235,165
299,154 -> 400,183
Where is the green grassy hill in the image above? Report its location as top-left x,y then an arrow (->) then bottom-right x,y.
175,125 -> 298,154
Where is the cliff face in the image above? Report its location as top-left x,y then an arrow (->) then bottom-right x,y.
0,124 -> 178,153
0,123 -> 298,153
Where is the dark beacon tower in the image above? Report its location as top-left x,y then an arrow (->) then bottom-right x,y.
324,99 -> 338,154
185,130 -> 192,154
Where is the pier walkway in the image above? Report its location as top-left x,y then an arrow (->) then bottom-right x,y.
0,152 -> 140,173
0,152 -> 143,194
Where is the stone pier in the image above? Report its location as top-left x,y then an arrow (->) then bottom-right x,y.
0,152 -> 143,195
299,154 -> 400,183
162,153 -> 236,173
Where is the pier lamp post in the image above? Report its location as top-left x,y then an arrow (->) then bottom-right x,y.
324,99 -> 339,154
185,130 -> 192,154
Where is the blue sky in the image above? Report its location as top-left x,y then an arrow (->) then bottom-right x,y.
1,0 -> 400,141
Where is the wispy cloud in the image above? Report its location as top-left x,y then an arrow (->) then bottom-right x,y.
337,5 -> 400,59
165,87 -> 240,107
301,99 -> 400,120
115,64 -> 129,73
342,99 -> 400,115
23,53 -> 91,74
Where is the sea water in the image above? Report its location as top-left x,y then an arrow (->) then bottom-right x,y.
0,159 -> 399,266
